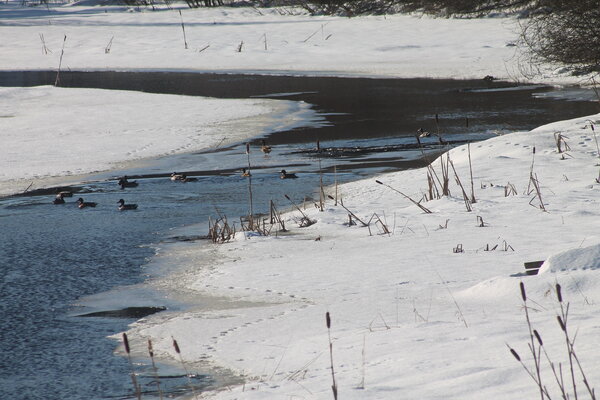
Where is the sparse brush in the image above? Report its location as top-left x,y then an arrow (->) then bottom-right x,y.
208,215 -> 236,243
554,131 -> 571,154
509,282 -> 597,400
505,182 -> 518,196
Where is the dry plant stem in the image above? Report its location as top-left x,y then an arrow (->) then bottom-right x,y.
172,337 -> 199,399
122,333 -> 142,400
520,282 -> 545,400
507,343 -> 552,400
468,143 -> 476,203
178,10 -> 188,49
54,35 -> 66,87
318,140 -> 324,211
375,180 -> 432,214
436,271 -> 468,328
284,194 -> 309,219
556,285 -> 578,400
246,143 -> 254,229
148,339 -> 164,400
449,160 -> 472,212
326,312 -> 338,400
328,195 -> 367,226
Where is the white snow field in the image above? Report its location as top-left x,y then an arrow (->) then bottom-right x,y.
2,2 -> 600,400
128,113 -> 600,400
0,85 -> 311,195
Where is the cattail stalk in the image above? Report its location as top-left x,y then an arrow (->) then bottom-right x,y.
172,337 -> 199,399
148,339 -> 164,400
122,333 -> 142,400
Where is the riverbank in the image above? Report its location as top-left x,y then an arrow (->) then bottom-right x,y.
1,2 -> 592,85
128,111 -> 600,400
3,2 -> 600,400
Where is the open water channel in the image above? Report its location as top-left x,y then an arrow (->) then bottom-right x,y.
0,71 -> 598,399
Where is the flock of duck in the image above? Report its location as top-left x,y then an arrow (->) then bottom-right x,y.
52,185 -> 138,210
51,140 -> 299,210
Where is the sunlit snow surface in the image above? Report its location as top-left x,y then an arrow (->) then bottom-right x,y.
2,2 -> 600,400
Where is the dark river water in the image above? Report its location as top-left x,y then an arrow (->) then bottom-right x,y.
0,70 -> 598,400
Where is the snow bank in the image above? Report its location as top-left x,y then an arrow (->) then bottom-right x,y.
540,243 -> 600,273
125,112 -> 600,400
0,2 -> 584,83
0,85 -> 307,195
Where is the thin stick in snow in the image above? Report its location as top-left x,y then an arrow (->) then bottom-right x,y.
54,35 -> 66,87
178,10 -> 188,50
375,180 -> 432,214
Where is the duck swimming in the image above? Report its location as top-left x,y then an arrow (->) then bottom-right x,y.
76,197 -> 97,209
53,193 -> 65,204
261,140 -> 272,154
241,168 -> 251,177
280,169 -> 298,179
117,199 -> 138,211
170,172 -> 185,181
118,177 -> 139,189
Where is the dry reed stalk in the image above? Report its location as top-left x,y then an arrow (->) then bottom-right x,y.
468,143 -> 476,203
334,165 -> 338,206
366,212 -> 390,236
326,312 -> 338,400
449,160 -> 472,212
328,195 -> 367,227
54,35 -> 66,87
441,154 -> 450,196
245,143 -> 254,229
172,337 -> 199,399
528,173 -> 547,211
122,333 -> 142,400
509,283 -> 597,400
284,194 -> 315,227
375,180 -> 432,214
505,182 -> 517,196
147,339 -> 164,400
39,33 -> 51,54
105,36 -> 114,54
436,271 -> 467,327
178,10 -> 188,49
317,140 -> 324,212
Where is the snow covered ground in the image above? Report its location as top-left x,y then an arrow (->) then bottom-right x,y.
2,2 -> 600,400
129,113 -> 600,400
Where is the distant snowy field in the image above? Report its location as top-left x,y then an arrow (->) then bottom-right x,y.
2,3 -> 600,400
0,2 -> 585,194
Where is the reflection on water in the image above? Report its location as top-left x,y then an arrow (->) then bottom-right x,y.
0,70 -> 598,400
